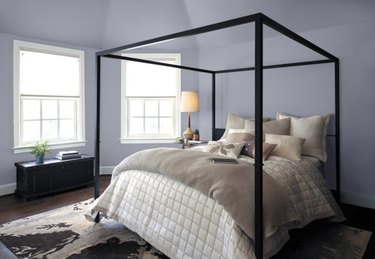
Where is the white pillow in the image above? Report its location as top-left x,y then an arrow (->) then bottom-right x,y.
265,133 -> 305,161
205,141 -> 244,158
276,112 -> 330,162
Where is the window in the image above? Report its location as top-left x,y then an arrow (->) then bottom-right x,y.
13,40 -> 85,151
121,53 -> 181,143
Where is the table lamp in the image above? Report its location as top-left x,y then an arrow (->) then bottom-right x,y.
181,91 -> 199,140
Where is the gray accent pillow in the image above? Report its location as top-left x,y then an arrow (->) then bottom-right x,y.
241,142 -> 277,161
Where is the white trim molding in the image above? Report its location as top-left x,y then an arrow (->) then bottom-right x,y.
341,191 -> 375,209
0,183 -> 16,197
100,166 -> 115,175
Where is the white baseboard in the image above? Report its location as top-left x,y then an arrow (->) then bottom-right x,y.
341,191 -> 375,209
100,166 -> 115,175
0,183 -> 16,196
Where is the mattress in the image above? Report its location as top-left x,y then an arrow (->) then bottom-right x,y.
89,154 -> 343,259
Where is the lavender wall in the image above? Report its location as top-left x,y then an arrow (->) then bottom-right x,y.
0,32 -> 97,191
198,20 -> 375,205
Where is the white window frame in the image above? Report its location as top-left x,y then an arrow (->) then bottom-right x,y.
121,53 -> 181,144
13,40 -> 86,153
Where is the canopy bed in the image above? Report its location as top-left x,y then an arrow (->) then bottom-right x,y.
93,13 -> 341,258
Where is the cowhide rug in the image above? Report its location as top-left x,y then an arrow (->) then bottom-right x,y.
0,199 -> 167,258
0,199 -> 372,259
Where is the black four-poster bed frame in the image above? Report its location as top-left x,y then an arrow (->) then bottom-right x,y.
94,13 -> 340,259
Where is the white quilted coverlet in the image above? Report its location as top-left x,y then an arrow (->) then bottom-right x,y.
91,156 -> 343,259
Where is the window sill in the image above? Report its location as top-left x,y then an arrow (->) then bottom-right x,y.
120,138 -> 178,144
13,140 -> 87,154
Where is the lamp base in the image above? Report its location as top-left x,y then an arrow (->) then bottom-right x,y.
183,127 -> 194,140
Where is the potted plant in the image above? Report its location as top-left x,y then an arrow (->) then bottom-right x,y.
31,141 -> 50,164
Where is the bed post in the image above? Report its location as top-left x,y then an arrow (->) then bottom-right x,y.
254,14 -> 264,259
94,54 -> 101,223
212,73 -> 216,140
335,60 -> 340,202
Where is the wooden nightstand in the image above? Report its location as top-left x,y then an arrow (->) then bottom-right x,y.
15,155 -> 94,200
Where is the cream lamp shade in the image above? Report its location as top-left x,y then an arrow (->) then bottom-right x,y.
181,91 -> 199,112
180,91 -> 199,140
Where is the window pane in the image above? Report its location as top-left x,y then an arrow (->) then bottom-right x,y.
129,118 -> 144,135
159,99 -> 174,117
23,99 -> 40,120
128,99 -> 144,117
126,60 -> 177,97
160,118 -> 173,135
145,118 -> 158,134
20,50 -> 80,96
23,121 -> 40,141
60,120 -> 75,139
42,120 -> 58,140
145,100 -> 158,117
59,100 -> 75,119
42,100 -> 58,119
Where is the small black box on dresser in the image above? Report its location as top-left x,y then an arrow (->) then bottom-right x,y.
15,155 -> 94,200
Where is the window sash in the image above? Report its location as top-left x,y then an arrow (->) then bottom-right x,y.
126,97 -> 176,139
121,53 -> 181,142
20,96 -> 78,145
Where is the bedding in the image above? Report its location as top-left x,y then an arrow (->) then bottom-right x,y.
241,142 -> 277,160
245,118 -> 291,140
205,141 -> 244,158
276,112 -> 330,162
226,129 -> 254,143
88,148 -> 343,258
265,133 -> 305,162
221,113 -> 271,139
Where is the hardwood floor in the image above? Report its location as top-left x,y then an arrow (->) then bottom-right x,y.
0,177 -> 374,258
0,176 -> 111,225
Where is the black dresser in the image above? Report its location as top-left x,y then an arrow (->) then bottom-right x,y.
15,155 -> 94,200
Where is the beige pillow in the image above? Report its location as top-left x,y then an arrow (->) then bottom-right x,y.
276,112 -> 330,162
265,133 -> 305,161
221,113 -> 270,139
245,118 -> 291,141
205,141 -> 244,158
226,129 -> 254,143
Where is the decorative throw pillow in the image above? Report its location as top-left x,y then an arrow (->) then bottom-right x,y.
221,113 -> 270,139
245,118 -> 291,141
265,133 -> 305,161
226,129 -> 254,143
276,112 -> 330,162
205,141 -> 244,158
241,142 -> 277,160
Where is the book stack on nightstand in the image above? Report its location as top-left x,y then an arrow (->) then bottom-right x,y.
55,151 -> 82,160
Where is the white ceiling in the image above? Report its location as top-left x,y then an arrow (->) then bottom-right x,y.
0,0 -> 374,50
